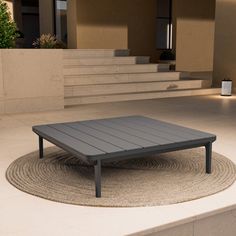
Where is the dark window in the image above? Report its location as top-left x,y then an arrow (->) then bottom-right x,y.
21,0 -> 40,48
156,0 -> 172,50
21,0 -> 39,7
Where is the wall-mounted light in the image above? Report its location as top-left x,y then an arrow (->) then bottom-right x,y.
221,78 -> 232,96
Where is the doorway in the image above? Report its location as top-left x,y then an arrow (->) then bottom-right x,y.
15,0 -> 40,48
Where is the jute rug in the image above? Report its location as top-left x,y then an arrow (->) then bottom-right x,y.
6,147 -> 236,207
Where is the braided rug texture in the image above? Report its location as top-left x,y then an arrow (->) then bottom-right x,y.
6,147 -> 236,207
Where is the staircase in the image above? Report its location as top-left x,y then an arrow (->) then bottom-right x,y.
63,49 -> 220,107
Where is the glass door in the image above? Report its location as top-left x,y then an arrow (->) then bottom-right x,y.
54,0 -> 67,45
156,0 -> 173,49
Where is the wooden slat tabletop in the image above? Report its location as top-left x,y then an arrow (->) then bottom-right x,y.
33,116 -> 216,160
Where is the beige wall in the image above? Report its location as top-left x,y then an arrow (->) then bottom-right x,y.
4,0 -> 13,19
0,49 -> 64,114
67,0 -> 78,48
75,0 -> 128,49
127,0 -> 157,60
73,0 -> 216,64
174,0 -> 215,72
213,0 -> 236,91
39,0 -> 54,35
0,51 -> 4,113
73,0 -> 158,61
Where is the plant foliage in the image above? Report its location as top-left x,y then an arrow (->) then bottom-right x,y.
160,50 -> 176,61
0,0 -> 19,48
33,34 -> 66,49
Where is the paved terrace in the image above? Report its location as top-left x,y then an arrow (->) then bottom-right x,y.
0,95 -> 236,236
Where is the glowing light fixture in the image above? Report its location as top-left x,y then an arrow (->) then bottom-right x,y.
221,78 -> 232,96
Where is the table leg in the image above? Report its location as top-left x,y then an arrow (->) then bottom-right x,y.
39,136 -> 44,159
94,160 -> 101,198
205,142 -> 212,174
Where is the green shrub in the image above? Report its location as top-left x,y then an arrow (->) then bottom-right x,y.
33,34 -> 66,49
0,0 -> 19,48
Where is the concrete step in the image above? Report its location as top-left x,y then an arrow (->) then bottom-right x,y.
181,71 -> 213,80
63,49 -> 130,59
63,56 -> 150,66
64,72 -> 183,86
64,80 -> 210,97
63,64 -> 170,76
179,72 -> 213,88
65,88 -> 220,106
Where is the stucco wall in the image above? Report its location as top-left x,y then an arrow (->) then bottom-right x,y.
213,0 -> 236,91
75,0 -> 128,49
67,0 -> 78,49
127,0 -> 157,60
73,0 -> 216,63
39,0 -> 54,35
74,0 -> 158,60
0,51 -> 4,113
174,0 -> 215,72
0,49 -> 64,114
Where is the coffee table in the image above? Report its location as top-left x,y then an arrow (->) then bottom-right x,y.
32,116 -> 216,198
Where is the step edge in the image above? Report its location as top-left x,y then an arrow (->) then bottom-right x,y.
64,79 -> 205,87
64,84 -> 211,98
64,88 -> 221,105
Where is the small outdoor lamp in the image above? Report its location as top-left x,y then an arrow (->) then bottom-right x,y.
221,78 -> 232,96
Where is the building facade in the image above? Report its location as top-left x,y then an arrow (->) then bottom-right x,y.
1,0 -> 236,114
4,0 -> 215,72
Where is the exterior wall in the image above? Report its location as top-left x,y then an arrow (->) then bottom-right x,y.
4,0 -> 13,19
174,0 -> 215,72
74,0 -> 158,61
0,49 -> 64,114
0,51 -> 4,113
127,0 -> 157,61
73,0 -> 216,64
39,0 -> 54,35
75,0 -> 128,49
213,0 -> 236,91
67,0 -> 78,48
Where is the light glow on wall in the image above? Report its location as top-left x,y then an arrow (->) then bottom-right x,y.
4,0 -> 13,19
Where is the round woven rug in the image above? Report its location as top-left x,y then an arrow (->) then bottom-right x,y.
6,147 -> 236,207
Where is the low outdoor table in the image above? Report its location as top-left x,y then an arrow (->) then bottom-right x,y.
32,116 -> 216,198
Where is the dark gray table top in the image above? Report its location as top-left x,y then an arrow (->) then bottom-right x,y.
33,116 -> 216,161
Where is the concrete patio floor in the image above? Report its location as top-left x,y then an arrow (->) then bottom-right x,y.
1,95 -> 236,236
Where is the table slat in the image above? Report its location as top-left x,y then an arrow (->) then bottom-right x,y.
110,117 -> 201,141
34,125 -> 105,156
92,120 -> 173,145
129,116 -> 215,138
67,122 -> 144,150
49,124 -> 123,153
81,120 -> 160,147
